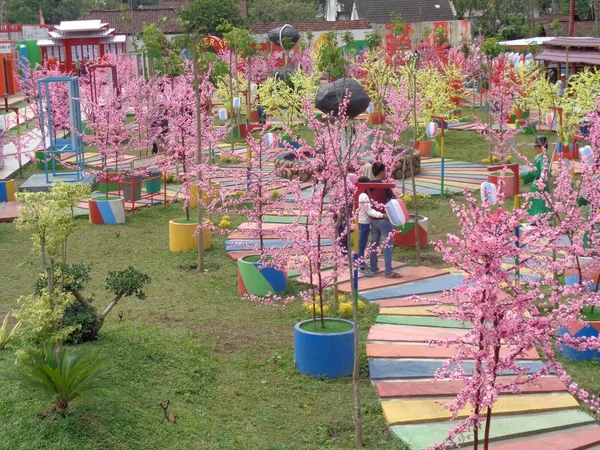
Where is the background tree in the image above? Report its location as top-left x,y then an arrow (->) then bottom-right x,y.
179,0 -> 244,37
9,0 -> 82,24
248,0 -> 320,23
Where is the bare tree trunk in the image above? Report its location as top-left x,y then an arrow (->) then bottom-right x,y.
192,42 -> 205,273
341,173 -> 363,449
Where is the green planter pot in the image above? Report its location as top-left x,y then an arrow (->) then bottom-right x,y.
144,177 -> 162,194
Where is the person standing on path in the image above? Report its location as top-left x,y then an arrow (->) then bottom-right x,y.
556,73 -> 567,97
367,162 -> 402,279
357,176 -> 387,277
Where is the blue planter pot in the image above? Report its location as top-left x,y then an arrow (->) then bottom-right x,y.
294,318 -> 355,378
557,321 -> 600,361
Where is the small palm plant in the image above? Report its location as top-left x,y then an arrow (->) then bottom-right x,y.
11,344 -> 111,414
0,312 -> 20,350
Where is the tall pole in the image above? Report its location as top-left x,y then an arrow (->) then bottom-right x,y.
569,0 -> 575,37
530,0 -> 536,37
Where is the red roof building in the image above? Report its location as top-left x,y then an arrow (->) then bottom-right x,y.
37,20 -> 126,72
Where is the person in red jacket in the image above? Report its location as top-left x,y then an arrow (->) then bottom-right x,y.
367,162 -> 402,278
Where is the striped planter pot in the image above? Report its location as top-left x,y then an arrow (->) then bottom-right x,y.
88,197 -> 126,225
0,179 -> 15,202
558,321 -> 600,361
394,215 -> 428,248
237,255 -> 287,296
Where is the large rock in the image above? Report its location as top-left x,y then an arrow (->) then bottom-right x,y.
268,25 -> 300,50
314,78 -> 370,119
392,149 -> 422,179
272,65 -> 296,84
276,151 -> 296,162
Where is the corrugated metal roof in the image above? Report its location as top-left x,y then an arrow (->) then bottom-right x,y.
37,39 -> 59,47
537,48 -> 600,65
79,9 -> 182,35
101,35 -> 127,44
55,20 -> 107,31
353,0 -> 456,24
250,20 -> 371,34
543,37 -> 600,48
500,37 -> 555,47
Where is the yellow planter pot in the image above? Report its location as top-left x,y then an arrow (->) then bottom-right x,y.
169,219 -> 211,252
187,182 -> 220,208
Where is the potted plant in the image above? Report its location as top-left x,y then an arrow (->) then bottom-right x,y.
121,170 -> 143,202
560,261 -> 600,360
231,132 -> 288,296
85,91 -> 128,225
163,72 -> 213,253
144,167 -> 163,194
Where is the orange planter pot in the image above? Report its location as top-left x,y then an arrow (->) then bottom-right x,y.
369,111 -> 385,125
414,141 -> 432,157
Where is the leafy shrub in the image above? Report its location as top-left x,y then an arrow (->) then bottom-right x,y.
10,344 -> 110,414
62,302 -> 99,344
0,312 -> 20,350
13,290 -> 79,348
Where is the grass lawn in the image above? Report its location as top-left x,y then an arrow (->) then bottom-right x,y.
0,202 -> 406,450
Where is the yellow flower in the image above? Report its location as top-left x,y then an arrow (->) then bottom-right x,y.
218,220 -> 230,229
338,302 -> 353,318
357,300 -> 366,312
481,158 -> 490,165
492,155 -> 500,163
271,190 -> 280,198
304,303 -> 329,316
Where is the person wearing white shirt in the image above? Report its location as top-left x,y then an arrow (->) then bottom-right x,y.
357,176 -> 386,276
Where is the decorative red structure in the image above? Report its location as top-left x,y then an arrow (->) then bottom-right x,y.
37,20 -> 126,73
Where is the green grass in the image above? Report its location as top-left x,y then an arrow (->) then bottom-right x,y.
582,306 -> 600,321
0,105 -> 592,448
0,201 -> 406,450
300,319 -> 354,333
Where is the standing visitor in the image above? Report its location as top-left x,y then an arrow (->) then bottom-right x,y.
556,73 -> 567,97
367,162 -> 402,279
357,176 -> 387,276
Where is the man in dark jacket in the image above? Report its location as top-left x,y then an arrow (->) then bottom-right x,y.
367,162 -> 402,278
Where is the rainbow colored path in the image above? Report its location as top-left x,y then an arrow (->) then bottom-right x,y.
362,270 -> 600,449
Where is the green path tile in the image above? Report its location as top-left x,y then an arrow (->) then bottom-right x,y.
391,410 -> 596,450
376,315 -> 471,329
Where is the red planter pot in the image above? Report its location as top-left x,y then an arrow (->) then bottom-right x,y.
552,143 -> 579,161
249,110 -> 261,123
488,171 -> 515,198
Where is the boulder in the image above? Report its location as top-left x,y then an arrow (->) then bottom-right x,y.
392,149 -> 422,179
276,151 -> 296,162
272,65 -> 296,85
314,78 -> 370,119
268,25 -> 300,50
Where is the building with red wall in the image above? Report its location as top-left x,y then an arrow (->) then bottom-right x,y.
37,20 -> 126,72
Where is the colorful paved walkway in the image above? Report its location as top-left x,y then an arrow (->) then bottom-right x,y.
225,212 -> 600,448
361,270 -> 600,449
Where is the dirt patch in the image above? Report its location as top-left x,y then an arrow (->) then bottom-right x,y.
154,316 -> 184,325
197,323 -> 293,355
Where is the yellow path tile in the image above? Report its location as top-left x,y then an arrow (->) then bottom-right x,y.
382,394 -> 579,425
